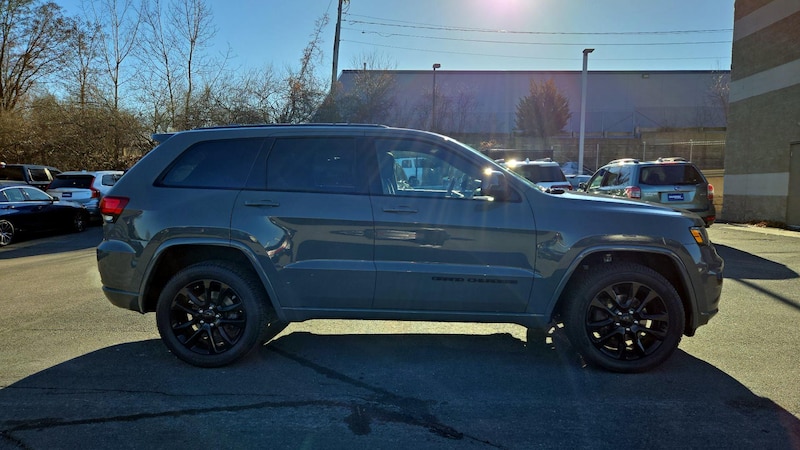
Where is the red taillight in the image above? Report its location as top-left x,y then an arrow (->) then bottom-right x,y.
707,184 -> 714,202
90,186 -> 101,198
625,186 -> 641,199
99,196 -> 129,222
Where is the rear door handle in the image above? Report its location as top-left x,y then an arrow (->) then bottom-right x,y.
244,200 -> 280,207
382,206 -> 418,214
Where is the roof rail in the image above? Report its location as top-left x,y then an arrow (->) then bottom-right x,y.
656,156 -> 688,162
152,123 -> 393,143
194,123 -> 390,131
608,158 -> 639,164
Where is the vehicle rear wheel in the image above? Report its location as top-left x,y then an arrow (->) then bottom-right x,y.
72,212 -> 87,232
562,263 -> 685,373
0,220 -> 14,246
156,261 -> 270,367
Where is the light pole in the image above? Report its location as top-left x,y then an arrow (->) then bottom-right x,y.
432,63 -> 441,131
578,49 -> 594,175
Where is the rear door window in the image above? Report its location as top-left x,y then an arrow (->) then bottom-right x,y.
3,188 -> 25,202
603,166 -> 624,187
266,137 -> 362,194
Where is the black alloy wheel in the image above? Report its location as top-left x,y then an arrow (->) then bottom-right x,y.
0,219 -> 14,246
73,212 -> 87,232
156,262 -> 270,367
563,263 -> 685,373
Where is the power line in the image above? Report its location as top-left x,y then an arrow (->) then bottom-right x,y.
344,27 -> 732,47
344,14 -> 732,36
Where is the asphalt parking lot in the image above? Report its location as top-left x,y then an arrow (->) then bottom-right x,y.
0,224 -> 799,449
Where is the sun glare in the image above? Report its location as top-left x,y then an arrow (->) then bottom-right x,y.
469,0 -> 538,24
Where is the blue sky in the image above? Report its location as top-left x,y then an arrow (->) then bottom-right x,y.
61,0 -> 735,73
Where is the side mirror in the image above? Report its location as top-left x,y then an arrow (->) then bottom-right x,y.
482,170 -> 510,201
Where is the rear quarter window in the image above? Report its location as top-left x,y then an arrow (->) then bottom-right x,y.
28,168 -> 52,182
159,138 -> 263,189
0,167 -> 25,181
101,174 -> 123,186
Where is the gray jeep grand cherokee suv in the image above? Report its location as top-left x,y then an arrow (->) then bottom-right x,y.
96,124 -> 724,373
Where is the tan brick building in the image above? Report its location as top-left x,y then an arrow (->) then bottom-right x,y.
725,0 -> 800,226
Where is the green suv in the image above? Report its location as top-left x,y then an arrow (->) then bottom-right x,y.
96,125 -> 724,373
583,157 -> 716,227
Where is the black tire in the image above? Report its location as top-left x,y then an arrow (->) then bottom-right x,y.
0,219 -> 14,246
156,261 -> 270,367
562,263 -> 685,373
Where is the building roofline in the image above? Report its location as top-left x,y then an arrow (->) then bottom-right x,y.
340,69 -> 730,75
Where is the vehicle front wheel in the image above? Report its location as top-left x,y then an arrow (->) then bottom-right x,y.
0,219 -> 14,246
156,261 -> 270,367
562,263 -> 685,373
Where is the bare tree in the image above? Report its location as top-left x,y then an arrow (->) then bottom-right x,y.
170,0 -> 215,129
223,67 -> 280,124
0,0 -> 72,111
85,0 -> 143,112
708,72 -> 729,125
275,14 -> 328,123
334,52 -> 396,124
140,0 -> 179,130
60,18 -> 102,108
138,0 -> 217,131
450,86 -> 479,134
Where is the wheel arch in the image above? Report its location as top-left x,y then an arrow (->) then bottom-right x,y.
139,239 -> 283,319
548,247 -> 698,336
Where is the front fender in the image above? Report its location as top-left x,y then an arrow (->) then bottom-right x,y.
541,243 -> 697,323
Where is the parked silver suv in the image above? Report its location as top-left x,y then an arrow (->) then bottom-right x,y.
582,157 -> 716,227
96,125 -> 724,373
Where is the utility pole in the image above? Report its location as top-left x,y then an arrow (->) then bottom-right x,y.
331,0 -> 345,93
432,63 -> 441,131
578,48 -> 594,175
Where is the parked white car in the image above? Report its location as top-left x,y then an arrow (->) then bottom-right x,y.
47,170 -> 124,220
502,158 -> 573,193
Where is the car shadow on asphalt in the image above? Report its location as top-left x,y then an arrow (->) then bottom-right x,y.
2,331 -> 799,449
714,244 -> 798,281
0,225 -> 102,259
714,244 -> 800,312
